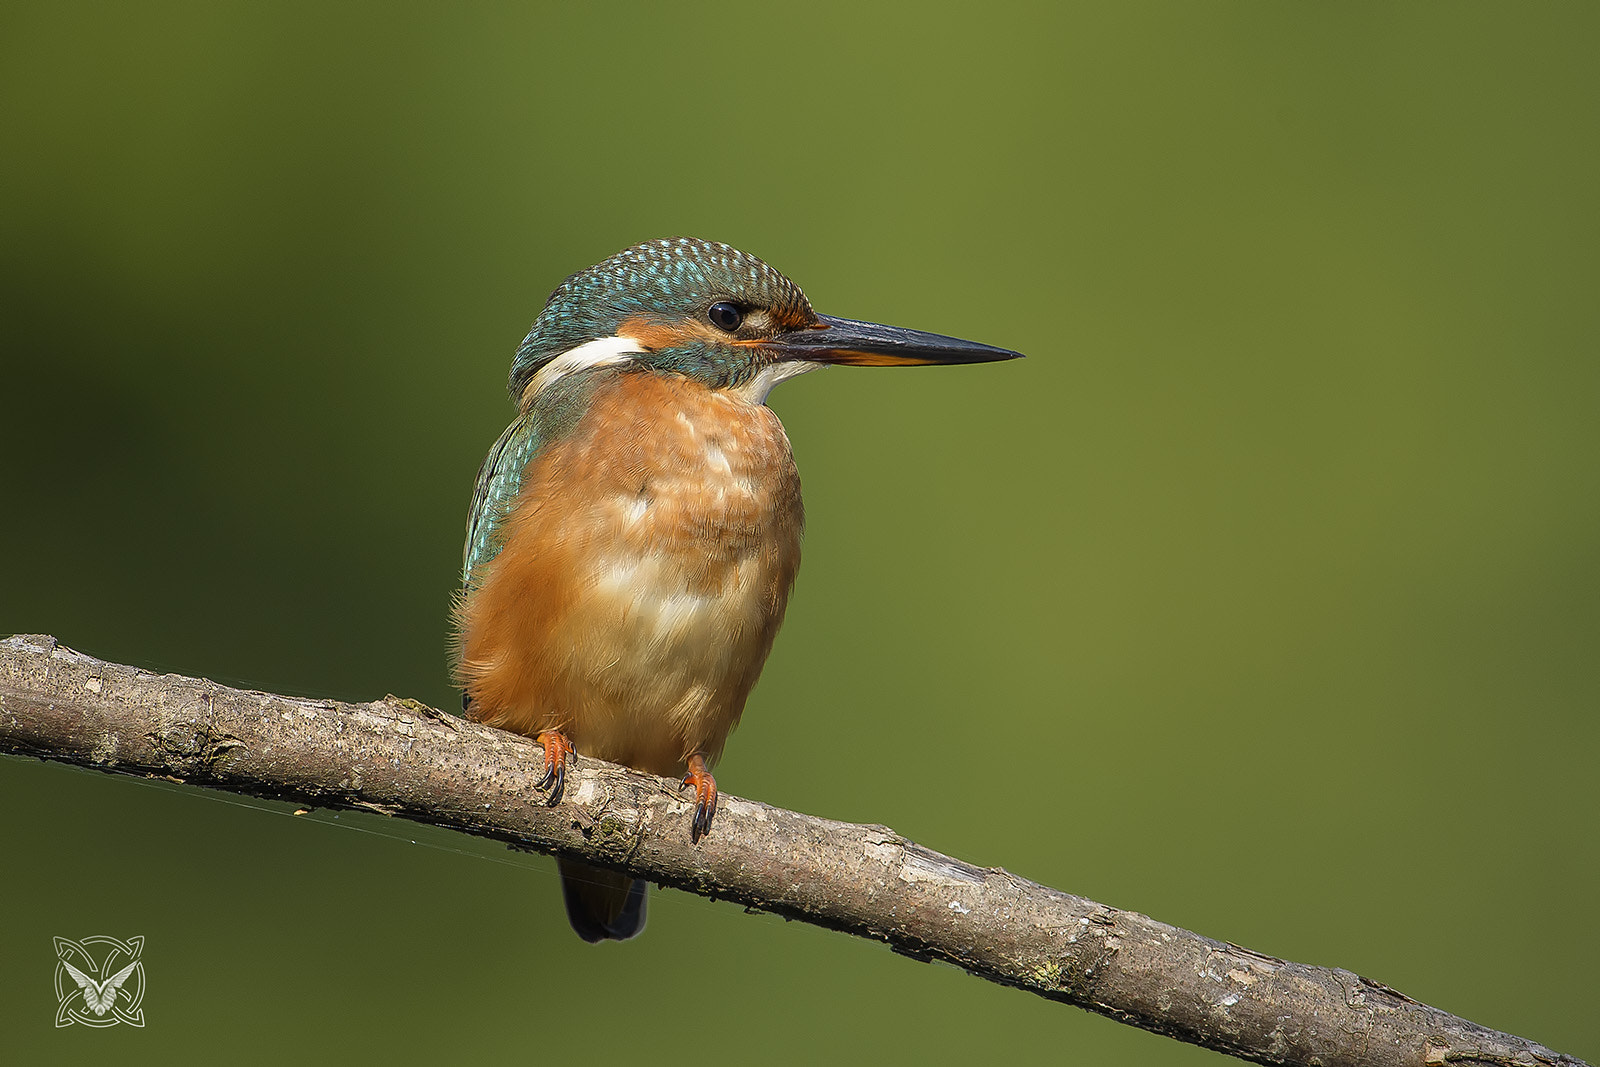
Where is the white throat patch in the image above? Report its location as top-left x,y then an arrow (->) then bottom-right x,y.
734,360 -> 818,405
526,335 -> 644,399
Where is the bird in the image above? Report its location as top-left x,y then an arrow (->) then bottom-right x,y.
453,237 -> 1020,942
60,959 -> 138,1016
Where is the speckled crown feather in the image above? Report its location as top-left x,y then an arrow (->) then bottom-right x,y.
508,237 -> 813,400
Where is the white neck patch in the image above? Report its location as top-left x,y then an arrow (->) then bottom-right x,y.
526,335 -> 644,400
733,360 -> 818,405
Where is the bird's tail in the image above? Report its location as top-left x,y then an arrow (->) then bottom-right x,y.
558,858 -> 647,942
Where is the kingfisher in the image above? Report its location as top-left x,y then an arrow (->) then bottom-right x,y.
454,237 -> 1021,942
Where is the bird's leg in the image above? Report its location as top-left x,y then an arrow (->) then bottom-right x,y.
680,753 -> 718,842
534,730 -> 576,805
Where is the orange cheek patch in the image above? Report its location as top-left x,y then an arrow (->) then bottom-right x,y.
618,315 -> 728,351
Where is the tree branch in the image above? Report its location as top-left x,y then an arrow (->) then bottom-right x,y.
0,634 -> 1581,1067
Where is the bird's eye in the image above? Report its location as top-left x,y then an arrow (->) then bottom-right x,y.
708,301 -> 744,332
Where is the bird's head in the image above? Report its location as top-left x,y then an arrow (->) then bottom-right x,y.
510,237 -> 1021,408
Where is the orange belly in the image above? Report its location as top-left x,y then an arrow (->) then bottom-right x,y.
454,370 -> 804,778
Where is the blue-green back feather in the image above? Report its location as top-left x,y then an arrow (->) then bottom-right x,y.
463,368 -> 625,589
463,412 -> 543,589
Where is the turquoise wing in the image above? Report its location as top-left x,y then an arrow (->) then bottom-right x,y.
463,413 -> 543,590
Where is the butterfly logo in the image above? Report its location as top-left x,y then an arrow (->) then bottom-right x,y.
54,935 -> 146,1027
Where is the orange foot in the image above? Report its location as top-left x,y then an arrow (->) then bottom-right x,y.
534,730 -> 576,805
680,753 -> 718,842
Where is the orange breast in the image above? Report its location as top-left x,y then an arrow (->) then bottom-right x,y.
455,370 -> 804,777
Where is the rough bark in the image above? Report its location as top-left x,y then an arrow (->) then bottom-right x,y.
0,634 -> 1583,1067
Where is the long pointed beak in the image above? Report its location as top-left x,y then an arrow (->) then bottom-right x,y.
767,314 -> 1024,367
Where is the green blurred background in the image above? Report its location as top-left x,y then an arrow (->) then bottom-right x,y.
3,2 -> 1596,1062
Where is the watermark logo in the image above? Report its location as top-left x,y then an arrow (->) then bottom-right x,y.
54,935 -> 146,1028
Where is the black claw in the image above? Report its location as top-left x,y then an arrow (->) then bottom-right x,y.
535,760 -> 566,805
690,797 -> 714,841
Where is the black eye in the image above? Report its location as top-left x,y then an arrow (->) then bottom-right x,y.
708,301 -> 743,332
